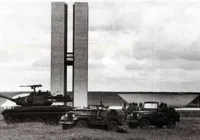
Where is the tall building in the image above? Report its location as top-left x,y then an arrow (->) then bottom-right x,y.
73,3 -> 88,107
51,2 -> 88,107
51,2 -> 67,96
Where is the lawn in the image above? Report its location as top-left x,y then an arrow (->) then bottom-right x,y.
0,117 -> 199,140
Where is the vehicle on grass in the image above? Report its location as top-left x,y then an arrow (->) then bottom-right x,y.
0,84 -> 73,125
59,104 -> 126,132
126,102 -> 180,129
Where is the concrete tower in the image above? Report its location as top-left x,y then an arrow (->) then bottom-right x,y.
73,2 -> 88,107
51,2 -> 67,96
51,2 -> 88,107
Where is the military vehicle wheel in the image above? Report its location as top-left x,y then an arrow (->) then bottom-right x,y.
156,124 -> 163,128
62,124 -> 71,130
45,118 -> 58,125
167,120 -> 176,129
139,119 -> 150,129
128,123 -> 137,128
108,121 -> 119,132
76,120 -> 88,128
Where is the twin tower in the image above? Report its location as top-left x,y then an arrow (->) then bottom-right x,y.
51,2 -> 88,107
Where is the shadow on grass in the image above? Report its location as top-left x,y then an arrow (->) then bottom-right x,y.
80,125 -> 129,133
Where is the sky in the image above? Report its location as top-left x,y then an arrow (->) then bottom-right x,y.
1,0 -> 200,92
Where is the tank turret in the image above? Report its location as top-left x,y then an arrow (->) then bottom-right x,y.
0,84 -> 73,107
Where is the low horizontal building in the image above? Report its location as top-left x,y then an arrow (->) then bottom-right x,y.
0,91 -> 200,108
87,91 -> 200,108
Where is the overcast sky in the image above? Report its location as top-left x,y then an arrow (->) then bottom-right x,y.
1,0 -> 200,92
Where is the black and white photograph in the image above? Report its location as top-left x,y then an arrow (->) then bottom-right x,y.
0,0 -> 200,139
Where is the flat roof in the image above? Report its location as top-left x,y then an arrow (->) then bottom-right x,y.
88,91 -> 200,95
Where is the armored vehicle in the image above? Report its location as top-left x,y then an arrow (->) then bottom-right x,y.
59,104 -> 126,132
0,84 -> 73,125
126,102 -> 180,129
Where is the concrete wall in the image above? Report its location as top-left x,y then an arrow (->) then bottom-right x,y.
73,2 -> 88,107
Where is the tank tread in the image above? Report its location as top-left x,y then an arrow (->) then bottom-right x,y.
3,111 -> 66,125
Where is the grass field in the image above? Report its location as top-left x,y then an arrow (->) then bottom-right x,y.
0,117 -> 199,140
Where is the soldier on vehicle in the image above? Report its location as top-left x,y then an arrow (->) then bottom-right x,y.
131,102 -> 136,111
139,103 -> 143,110
159,102 -> 165,111
158,102 -> 165,118
135,103 -> 139,111
122,102 -> 127,113
163,103 -> 169,115
100,100 -> 104,108
122,102 -> 127,121
163,103 -> 166,111
127,103 -> 132,114
97,101 -> 104,119
164,103 -> 168,109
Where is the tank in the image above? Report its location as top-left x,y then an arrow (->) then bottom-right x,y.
0,84 -> 73,125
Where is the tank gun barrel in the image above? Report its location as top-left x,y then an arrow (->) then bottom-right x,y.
0,95 -> 16,102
